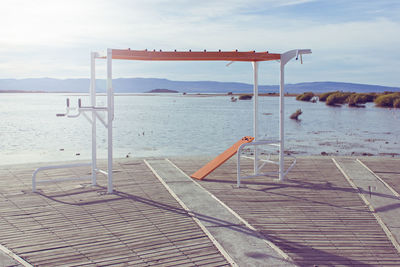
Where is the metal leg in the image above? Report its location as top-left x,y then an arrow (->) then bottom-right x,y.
90,52 -> 97,186
107,48 -> 113,194
279,62 -> 285,181
253,61 -> 259,175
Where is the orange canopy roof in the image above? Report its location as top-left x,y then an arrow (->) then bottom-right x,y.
110,49 -> 281,61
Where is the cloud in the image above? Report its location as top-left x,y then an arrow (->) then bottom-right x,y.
0,0 -> 399,86
277,0 -> 316,7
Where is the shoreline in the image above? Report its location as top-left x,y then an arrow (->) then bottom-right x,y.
0,91 -> 297,97
1,154 -> 399,169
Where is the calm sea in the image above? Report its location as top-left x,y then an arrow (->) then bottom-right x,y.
1,93 -> 399,165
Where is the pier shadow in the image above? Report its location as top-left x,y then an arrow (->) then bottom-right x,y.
260,233 -> 376,267
36,186 -> 374,266
202,176 -> 400,213
373,171 -> 400,175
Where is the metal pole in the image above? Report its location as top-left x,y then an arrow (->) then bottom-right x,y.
107,49 -> 113,193
277,49 -> 312,181
253,61 -> 259,175
279,62 -> 285,181
90,52 -> 97,186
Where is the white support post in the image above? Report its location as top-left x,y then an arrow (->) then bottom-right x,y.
278,49 -> 312,181
252,61 -> 259,175
279,61 -> 285,181
107,48 -> 114,193
90,52 -> 97,186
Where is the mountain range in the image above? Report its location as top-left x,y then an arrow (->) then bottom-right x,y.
0,78 -> 399,94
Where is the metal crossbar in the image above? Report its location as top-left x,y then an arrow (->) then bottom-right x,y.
32,163 -> 92,192
237,140 -> 296,187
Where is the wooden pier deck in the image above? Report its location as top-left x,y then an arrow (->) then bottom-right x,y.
360,158 -> 400,195
0,160 -> 230,266
1,156 -> 399,266
172,156 -> 400,266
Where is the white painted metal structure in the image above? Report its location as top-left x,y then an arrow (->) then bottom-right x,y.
32,48 -> 311,193
236,140 -> 297,187
32,52 -> 111,193
237,49 -> 311,186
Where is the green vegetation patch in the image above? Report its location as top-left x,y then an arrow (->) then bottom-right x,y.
394,99 -> 400,108
326,92 -> 353,106
347,93 -> 377,107
296,90 -> 400,108
319,91 -> 336,102
239,94 -> 252,100
312,91 -> 379,107
296,92 -> 314,101
374,92 -> 400,108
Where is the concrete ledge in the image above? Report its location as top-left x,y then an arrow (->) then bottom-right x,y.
0,244 -> 30,267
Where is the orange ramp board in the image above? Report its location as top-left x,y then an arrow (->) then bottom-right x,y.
191,136 -> 254,180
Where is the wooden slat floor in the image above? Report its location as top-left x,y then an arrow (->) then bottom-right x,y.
0,160 -> 230,266
171,156 -> 400,267
359,158 -> 400,194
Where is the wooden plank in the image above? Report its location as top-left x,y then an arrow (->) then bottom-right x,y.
0,159 -> 229,266
3,156 -> 400,266
191,136 -> 254,180
172,156 -> 400,266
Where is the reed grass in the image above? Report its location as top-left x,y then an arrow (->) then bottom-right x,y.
296,92 -> 314,101
374,92 -> 400,108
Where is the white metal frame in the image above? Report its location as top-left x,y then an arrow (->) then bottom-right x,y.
237,140 -> 297,187
32,48 -> 310,193
246,49 -> 311,184
278,49 -> 311,180
32,163 -> 92,192
32,52 -> 114,193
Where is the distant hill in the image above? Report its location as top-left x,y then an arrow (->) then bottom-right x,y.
283,82 -> 400,94
0,78 -> 398,94
146,89 -> 179,93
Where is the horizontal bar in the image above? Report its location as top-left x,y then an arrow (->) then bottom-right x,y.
79,106 -> 108,111
32,163 -> 92,192
239,140 -> 280,150
259,159 -> 279,165
96,169 -> 108,176
37,175 -> 92,184
241,155 -> 278,164
33,163 -> 91,175
239,172 -> 279,180
237,139 -> 297,186
110,49 -> 281,62
268,143 -> 280,147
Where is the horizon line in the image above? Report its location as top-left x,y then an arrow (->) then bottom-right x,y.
0,77 -> 399,88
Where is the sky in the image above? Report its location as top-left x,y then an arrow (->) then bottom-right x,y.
0,0 -> 399,87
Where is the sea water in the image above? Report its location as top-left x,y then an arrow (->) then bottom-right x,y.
1,93 -> 399,165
